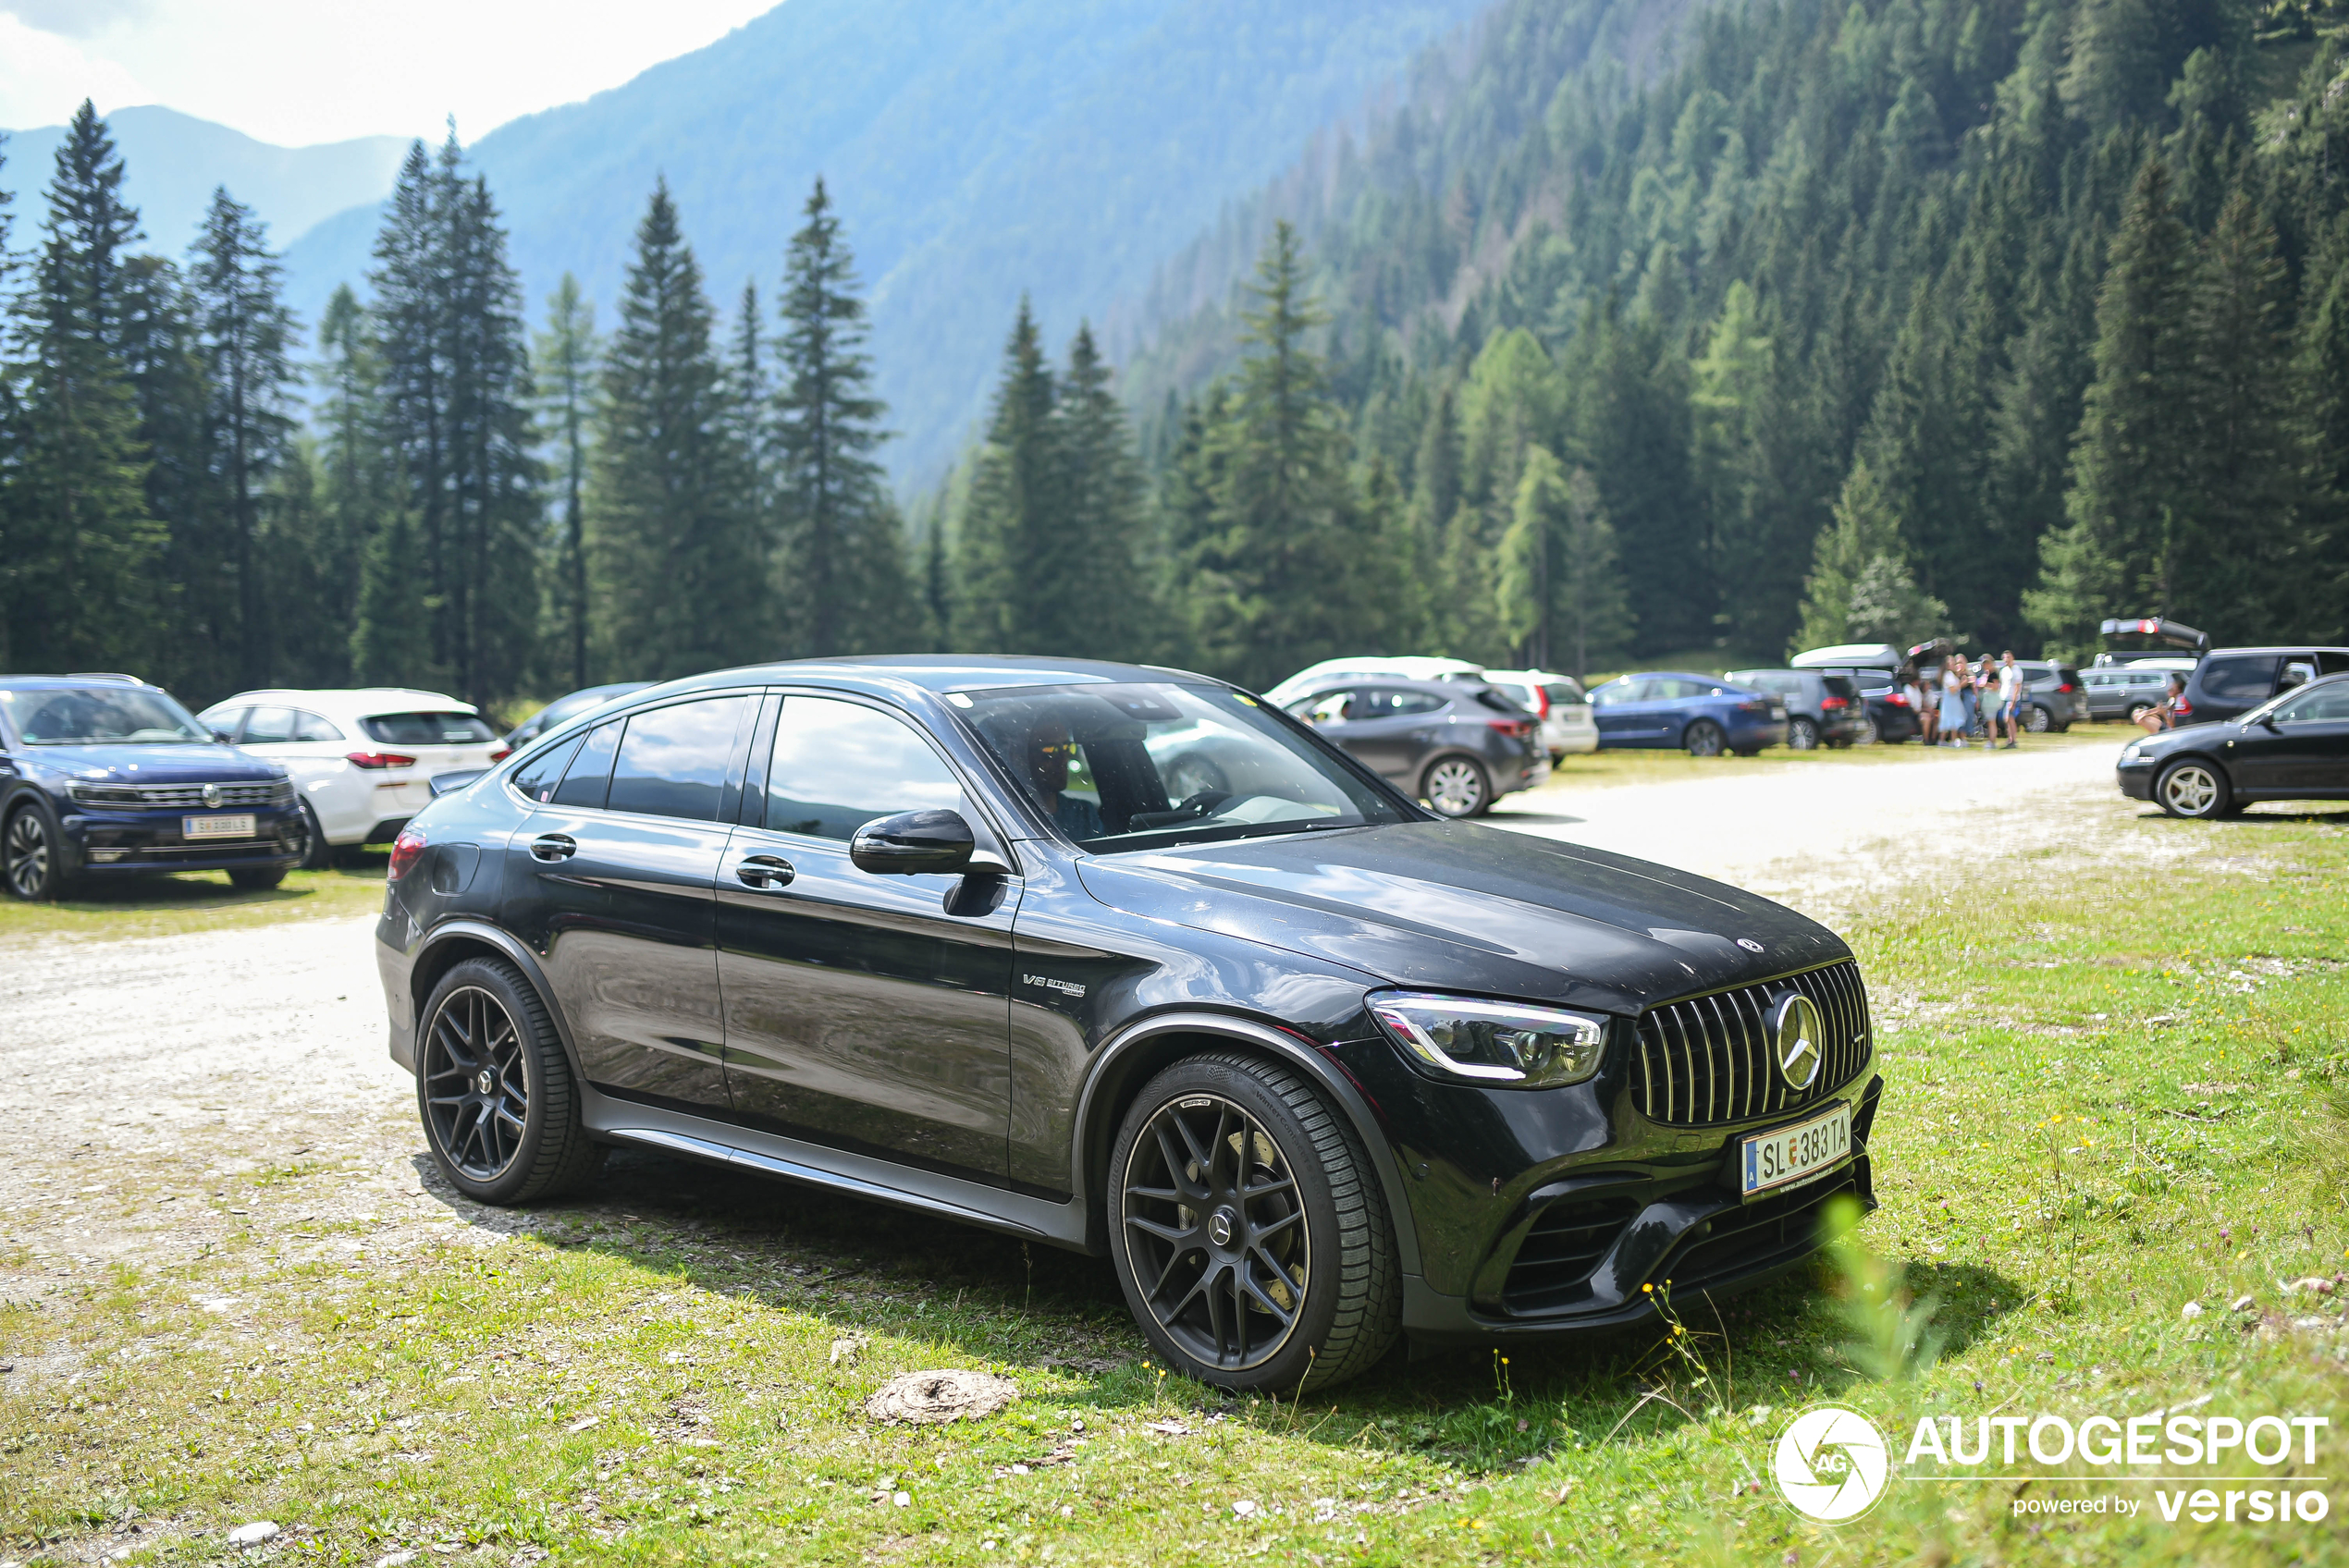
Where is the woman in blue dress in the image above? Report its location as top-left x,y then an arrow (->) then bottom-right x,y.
1939,658 -> 1969,747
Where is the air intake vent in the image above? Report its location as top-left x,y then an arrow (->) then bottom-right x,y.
1501,1195 -> 1641,1312
1632,960 -> 1869,1126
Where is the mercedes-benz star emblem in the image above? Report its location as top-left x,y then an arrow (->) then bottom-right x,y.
1768,992 -> 1825,1090
202,782 -> 222,809
475,1070 -> 495,1096
1737,937 -> 1765,953
1208,1209 -> 1235,1247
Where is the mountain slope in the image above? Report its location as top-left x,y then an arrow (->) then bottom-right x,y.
278,0 -> 1490,483
1,105 -> 407,259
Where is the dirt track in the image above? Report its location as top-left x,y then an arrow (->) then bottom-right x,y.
0,739 -> 2129,1281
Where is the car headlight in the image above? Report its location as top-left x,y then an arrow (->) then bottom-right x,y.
68,780 -> 143,806
1369,991 -> 1609,1088
2118,741 -> 2149,766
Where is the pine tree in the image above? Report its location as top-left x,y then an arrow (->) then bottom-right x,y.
772,178 -> 912,656
2295,225 -> 2349,640
1054,323 -> 1158,661
1498,444 -> 1629,676
1794,459 -> 1949,652
587,180 -> 765,680
952,298 -> 1056,651
1186,223 -> 1388,689
189,187 -> 297,690
535,274 -> 597,688
2,103 -> 163,674
2027,157 -> 2197,653
314,284 -> 386,685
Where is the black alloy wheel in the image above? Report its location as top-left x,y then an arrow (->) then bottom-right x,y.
4,802 -> 68,900
1684,720 -> 1726,758
1420,755 -> 1490,818
417,957 -> 602,1203
1787,717 -> 1820,751
2025,704 -> 2054,734
1109,1053 -> 1399,1393
2155,758 -> 2233,820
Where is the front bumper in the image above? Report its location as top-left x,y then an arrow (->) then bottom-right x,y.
1327,1018 -> 1883,1347
2118,761 -> 2157,801
60,803 -> 305,875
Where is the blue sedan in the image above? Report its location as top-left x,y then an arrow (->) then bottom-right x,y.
1586,672 -> 1787,757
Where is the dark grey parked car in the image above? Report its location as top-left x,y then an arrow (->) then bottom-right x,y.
1723,670 -> 1868,750
2177,647 -> 2349,727
1281,678 -> 1546,818
2014,661 -> 2088,733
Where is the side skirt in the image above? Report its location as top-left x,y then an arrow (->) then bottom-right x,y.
581,1088 -> 1092,1254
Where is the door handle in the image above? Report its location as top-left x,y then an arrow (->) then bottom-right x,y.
736,853 -> 795,889
529,833 -> 576,863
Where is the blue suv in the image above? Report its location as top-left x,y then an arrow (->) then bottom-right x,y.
0,674 -> 303,900
1586,671 -> 1787,756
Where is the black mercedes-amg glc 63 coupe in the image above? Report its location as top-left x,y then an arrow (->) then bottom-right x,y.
377,656 -> 1882,1391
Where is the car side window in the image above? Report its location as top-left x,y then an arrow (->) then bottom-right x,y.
1652,679 -> 1704,700
2277,684 -> 2349,723
2320,653 -> 2349,676
2200,656 -> 2279,702
511,733 -> 583,803
202,704 -> 249,737
1287,690 -> 1356,725
240,706 -> 297,743
764,695 -> 966,841
292,710 -> 343,742
551,721 -> 621,810
605,697 -> 753,822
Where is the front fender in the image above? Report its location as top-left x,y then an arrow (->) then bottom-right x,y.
1071,1010 -> 1423,1277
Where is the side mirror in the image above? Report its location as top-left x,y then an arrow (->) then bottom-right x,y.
211,729 -> 233,743
851,809 -> 978,876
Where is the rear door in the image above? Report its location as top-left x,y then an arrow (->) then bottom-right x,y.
1345,688 -> 1448,778
715,692 -> 1019,1181
1589,679 -> 1656,745
235,705 -> 365,839
504,694 -> 757,1110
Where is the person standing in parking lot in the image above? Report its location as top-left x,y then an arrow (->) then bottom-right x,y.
1939,657 -> 1968,747
1997,651 -> 2024,749
1912,664 -> 1937,745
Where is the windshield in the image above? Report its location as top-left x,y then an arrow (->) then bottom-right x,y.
956,681 -> 1412,852
0,685 -> 210,745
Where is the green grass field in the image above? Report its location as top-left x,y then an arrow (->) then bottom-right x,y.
0,859 -> 387,943
3,778 -> 2344,1565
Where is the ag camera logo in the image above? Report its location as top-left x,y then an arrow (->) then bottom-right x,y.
1774,1404 -> 1891,1523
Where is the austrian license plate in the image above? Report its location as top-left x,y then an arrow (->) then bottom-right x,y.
1740,1102 -> 1851,1196
182,814 -> 255,840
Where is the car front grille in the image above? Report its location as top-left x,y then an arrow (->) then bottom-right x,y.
1631,960 -> 1870,1125
73,778 -> 295,810
1502,1195 -> 1642,1313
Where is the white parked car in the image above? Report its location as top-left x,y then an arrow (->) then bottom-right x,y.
195,689 -> 508,866
1261,656 -> 1486,710
1480,668 -> 1600,757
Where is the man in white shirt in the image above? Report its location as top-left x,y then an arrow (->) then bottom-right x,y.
1997,651 -> 2025,749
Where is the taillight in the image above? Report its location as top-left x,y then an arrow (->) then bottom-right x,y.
347,752 -> 418,769
387,825 -> 427,882
1486,718 -> 1534,739
2058,683 -> 2073,693
1886,692 -> 1911,707
1532,689 -> 1550,717
1737,700 -> 1767,714
1821,696 -> 1848,709
488,746 -> 511,763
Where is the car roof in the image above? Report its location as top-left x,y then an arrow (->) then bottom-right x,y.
2200,646 -> 2349,657
619,655 -> 1226,703
1608,670 -> 1751,685
203,687 -> 476,718
0,674 -> 169,691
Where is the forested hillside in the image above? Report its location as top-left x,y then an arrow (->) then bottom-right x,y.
278,0 -> 1489,485
1070,0 -> 2349,671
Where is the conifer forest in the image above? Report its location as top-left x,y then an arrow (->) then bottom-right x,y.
6,0 -> 2349,711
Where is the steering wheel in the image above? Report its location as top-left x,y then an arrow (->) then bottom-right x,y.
1173,790 -> 1234,818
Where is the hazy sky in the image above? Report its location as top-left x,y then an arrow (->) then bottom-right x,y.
0,1 -> 780,146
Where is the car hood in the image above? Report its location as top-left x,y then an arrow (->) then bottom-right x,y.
1076,820 -> 1850,1017
29,742 -> 287,783
2128,720 -> 2241,756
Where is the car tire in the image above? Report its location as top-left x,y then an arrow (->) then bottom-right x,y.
1684,720 -> 1726,758
3,798 -> 73,901
2155,758 -> 2232,820
1857,715 -> 1880,744
1788,717 -> 1820,751
2026,704 -> 2053,734
1420,756 -> 1490,818
416,957 -> 604,1205
228,867 -> 288,890
297,799 -> 333,871
1107,1050 -> 1401,1394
